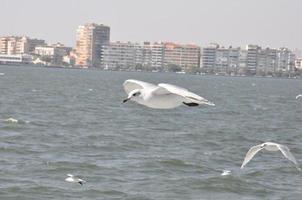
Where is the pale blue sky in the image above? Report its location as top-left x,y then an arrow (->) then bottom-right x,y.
1,0 -> 301,49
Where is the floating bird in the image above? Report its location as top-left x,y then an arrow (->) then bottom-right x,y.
65,174 -> 86,185
123,79 -> 215,109
0,73 -> 4,76
296,94 -> 302,100
241,142 -> 300,171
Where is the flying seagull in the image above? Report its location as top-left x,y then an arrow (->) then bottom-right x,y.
241,142 -> 300,171
65,174 -> 86,185
123,79 -> 215,109
296,94 -> 302,100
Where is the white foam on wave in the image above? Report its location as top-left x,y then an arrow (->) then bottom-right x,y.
2,117 -> 30,124
3,117 -> 18,123
221,170 -> 231,176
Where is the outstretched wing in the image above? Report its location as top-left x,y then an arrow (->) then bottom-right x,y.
277,144 -> 298,166
296,94 -> 302,100
241,144 -> 263,169
123,79 -> 157,94
158,83 -> 214,106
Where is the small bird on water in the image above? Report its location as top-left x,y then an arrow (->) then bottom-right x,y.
65,174 -> 86,185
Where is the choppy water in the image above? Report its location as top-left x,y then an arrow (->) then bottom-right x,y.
0,65 -> 302,200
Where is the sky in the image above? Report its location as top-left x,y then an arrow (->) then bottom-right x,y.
1,0 -> 301,49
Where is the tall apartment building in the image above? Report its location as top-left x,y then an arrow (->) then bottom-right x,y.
75,23 -> 110,68
0,36 -> 45,55
201,43 -> 219,73
277,48 -> 295,72
143,42 -> 164,70
101,41 -> 142,70
100,41 -> 201,71
295,59 -> 302,70
163,42 -> 200,71
246,44 -> 261,74
201,44 -> 295,75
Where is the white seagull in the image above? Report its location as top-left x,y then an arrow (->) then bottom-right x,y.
296,94 -> 302,100
123,79 -> 215,109
65,174 -> 86,185
241,142 -> 300,170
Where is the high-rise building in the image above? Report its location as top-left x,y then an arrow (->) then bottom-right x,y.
0,36 -> 45,55
101,41 -> 142,70
163,42 -> 200,71
143,42 -> 164,70
201,43 -> 296,75
75,23 -> 110,68
201,43 -> 219,73
277,47 -> 295,72
246,44 -> 261,74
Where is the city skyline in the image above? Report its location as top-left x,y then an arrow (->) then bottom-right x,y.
1,0 -> 302,49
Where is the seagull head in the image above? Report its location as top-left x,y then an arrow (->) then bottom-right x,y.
123,89 -> 142,103
260,143 -> 268,148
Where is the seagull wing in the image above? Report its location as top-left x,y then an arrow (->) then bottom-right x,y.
241,144 -> 264,169
67,174 -> 74,177
296,94 -> 302,99
277,144 -> 298,166
123,79 -> 157,94
158,83 -> 214,105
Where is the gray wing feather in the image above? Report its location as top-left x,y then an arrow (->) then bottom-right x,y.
277,144 -> 298,166
241,144 -> 263,169
158,83 -> 214,105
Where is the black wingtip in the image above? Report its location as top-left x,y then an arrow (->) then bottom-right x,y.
183,102 -> 199,107
78,181 -> 83,185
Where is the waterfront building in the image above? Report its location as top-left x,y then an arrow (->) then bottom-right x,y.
228,47 -> 240,74
143,42 -> 164,70
201,43 -> 219,73
101,41 -> 142,70
215,47 -> 229,74
0,36 -> 45,55
277,47 -> 295,73
75,23 -> 110,68
295,59 -> 302,70
0,54 -> 32,65
163,42 -> 200,72
202,43 -> 295,76
246,44 -> 261,75
34,45 -> 68,65
202,44 -> 239,74
101,41 -> 201,72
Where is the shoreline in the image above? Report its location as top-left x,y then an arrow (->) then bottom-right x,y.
0,64 -> 301,80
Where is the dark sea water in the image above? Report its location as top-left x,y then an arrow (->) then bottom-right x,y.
0,65 -> 302,200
